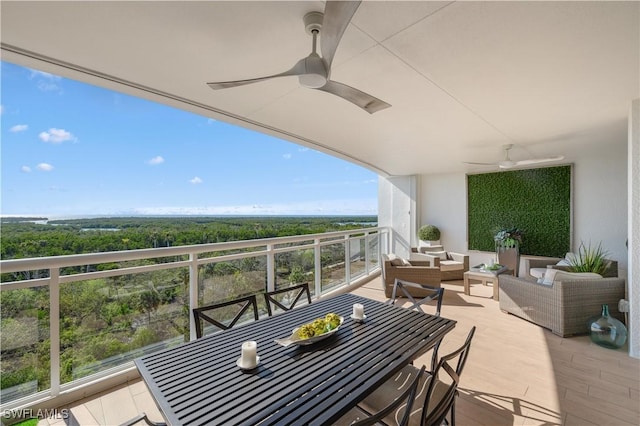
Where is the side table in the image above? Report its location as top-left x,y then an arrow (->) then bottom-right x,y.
463,269 -> 511,300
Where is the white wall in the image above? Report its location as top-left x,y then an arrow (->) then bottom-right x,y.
417,138 -> 629,278
417,173 -> 468,255
378,175 -> 416,259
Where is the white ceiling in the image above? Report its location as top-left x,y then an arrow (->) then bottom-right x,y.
2,1 -> 639,177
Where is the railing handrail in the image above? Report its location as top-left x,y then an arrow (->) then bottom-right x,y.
0,226 -> 381,275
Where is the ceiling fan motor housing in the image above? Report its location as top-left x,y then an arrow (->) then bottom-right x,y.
304,11 -> 323,34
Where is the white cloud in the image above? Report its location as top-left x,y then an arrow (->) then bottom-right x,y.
29,69 -> 63,92
131,199 -> 377,216
207,118 -> 216,125
10,124 -> 28,133
29,69 -> 60,80
21,166 -> 31,173
147,156 -> 165,165
189,176 -> 203,184
0,105 -> 4,115
39,128 -> 75,143
37,163 -> 54,171
283,153 -> 292,160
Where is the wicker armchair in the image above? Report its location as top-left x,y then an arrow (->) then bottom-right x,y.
381,254 -> 441,298
499,274 -> 625,337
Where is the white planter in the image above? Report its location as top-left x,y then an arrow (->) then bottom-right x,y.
419,240 -> 441,248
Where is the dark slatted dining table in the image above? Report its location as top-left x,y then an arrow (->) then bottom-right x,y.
135,293 -> 456,426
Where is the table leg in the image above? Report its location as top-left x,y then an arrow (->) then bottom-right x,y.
463,274 -> 470,295
493,278 -> 499,300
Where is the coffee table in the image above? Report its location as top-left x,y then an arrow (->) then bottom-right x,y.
464,269 -> 511,300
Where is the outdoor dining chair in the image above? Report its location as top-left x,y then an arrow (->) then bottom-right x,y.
263,282 -> 312,316
192,294 -> 259,338
391,278 -> 445,316
339,326 -> 476,426
334,366 -> 427,426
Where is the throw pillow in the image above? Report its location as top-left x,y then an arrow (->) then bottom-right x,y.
556,252 -> 577,266
390,257 -> 411,266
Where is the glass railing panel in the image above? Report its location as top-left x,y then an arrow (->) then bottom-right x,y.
1,287 -> 50,403
59,268 -> 189,384
198,256 -> 268,316
320,242 -> 346,293
274,249 -> 315,298
349,237 -> 366,281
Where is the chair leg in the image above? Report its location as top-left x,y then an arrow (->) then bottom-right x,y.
119,413 -> 166,426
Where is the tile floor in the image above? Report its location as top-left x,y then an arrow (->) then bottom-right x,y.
38,277 -> 640,425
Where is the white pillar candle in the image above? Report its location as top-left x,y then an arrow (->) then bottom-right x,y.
241,341 -> 257,367
353,303 -> 364,319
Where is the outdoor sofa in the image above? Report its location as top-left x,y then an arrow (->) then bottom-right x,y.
499,273 -> 626,337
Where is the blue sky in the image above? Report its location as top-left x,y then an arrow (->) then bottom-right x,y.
1,61 -> 378,217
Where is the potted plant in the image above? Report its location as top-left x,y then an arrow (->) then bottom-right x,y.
418,224 -> 441,247
493,227 -> 523,250
493,227 -> 523,274
568,241 -> 609,275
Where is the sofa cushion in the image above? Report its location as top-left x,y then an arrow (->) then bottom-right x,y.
542,268 -> 602,285
440,260 -> 463,272
428,250 -> 448,260
530,268 -> 547,279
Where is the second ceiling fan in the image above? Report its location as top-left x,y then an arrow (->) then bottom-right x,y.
464,144 -> 565,169
206,1 -> 390,114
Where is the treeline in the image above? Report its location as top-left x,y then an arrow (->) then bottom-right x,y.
0,216 -> 377,260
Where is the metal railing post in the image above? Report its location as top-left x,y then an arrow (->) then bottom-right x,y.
50,268 -> 60,396
344,235 -> 351,284
267,244 -> 275,292
189,253 -> 198,341
314,238 -> 321,297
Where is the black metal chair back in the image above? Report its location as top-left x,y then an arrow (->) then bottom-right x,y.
193,294 -> 259,338
421,326 -> 476,426
391,278 -> 445,315
350,366 -> 427,426
263,282 -> 312,316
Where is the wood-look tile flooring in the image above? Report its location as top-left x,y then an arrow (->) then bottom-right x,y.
46,277 -> 639,425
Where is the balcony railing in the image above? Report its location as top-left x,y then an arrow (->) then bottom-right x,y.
0,226 -> 388,412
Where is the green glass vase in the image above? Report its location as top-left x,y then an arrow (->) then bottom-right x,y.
589,304 -> 627,349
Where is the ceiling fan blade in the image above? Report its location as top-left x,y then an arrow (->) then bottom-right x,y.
321,1 -> 361,70
207,59 -> 306,90
464,161 -> 498,166
513,156 -> 565,166
316,80 -> 391,114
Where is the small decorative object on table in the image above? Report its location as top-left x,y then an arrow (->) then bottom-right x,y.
351,303 -> 366,322
588,304 -> 627,349
274,313 -> 344,347
237,341 -> 260,370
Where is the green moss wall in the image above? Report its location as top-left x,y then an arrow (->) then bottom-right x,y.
467,165 -> 571,257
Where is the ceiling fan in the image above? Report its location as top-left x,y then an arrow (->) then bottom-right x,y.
464,144 -> 565,169
206,1 -> 391,114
